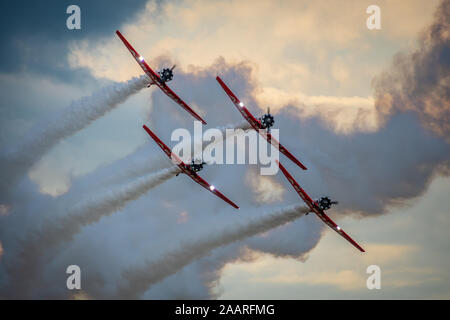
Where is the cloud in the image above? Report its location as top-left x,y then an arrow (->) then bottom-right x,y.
116,204 -> 311,299
245,168 -> 285,203
263,269 -> 366,290
373,0 -> 450,141
0,205 -> 10,216
0,0 -> 149,78
3,49 -> 448,298
361,243 -> 416,265
68,0 -> 442,135
254,87 -> 377,133
69,0 -> 441,82
176,211 -> 189,224
71,291 -> 91,300
4,167 -> 178,298
0,75 -> 148,195
222,243 -> 417,293
0,0 -> 448,300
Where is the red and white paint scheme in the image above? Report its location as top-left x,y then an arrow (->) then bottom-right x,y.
216,76 -> 307,171
116,30 -> 207,124
143,125 -> 239,209
277,160 -> 365,252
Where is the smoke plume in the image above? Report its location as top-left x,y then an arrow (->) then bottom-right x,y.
0,75 -> 149,187
373,0 -> 450,141
4,166 -> 179,298
1,2 -> 449,299
116,204 -> 310,299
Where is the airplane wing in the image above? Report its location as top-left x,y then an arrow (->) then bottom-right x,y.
143,125 -> 184,167
117,30 -> 207,124
277,160 -> 365,252
216,76 -> 263,130
314,207 -> 365,253
259,130 -> 307,170
216,76 -> 307,170
142,125 -> 239,209
182,169 -> 239,209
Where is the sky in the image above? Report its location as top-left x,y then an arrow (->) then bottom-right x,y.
0,0 -> 449,299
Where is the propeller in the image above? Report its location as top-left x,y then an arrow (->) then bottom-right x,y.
159,65 -> 175,83
261,107 -> 275,133
191,158 -> 205,165
190,158 -> 207,172
317,196 -> 338,211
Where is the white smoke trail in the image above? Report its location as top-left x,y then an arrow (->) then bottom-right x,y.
6,166 -> 179,297
116,204 -> 310,299
95,120 -> 252,188
198,120 -> 252,157
202,120 -> 253,145
60,166 -> 179,231
2,121 -> 250,297
1,75 -> 149,185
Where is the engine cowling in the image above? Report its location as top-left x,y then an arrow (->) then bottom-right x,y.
317,197 -> 336,211
158,67 -> 174,83
190,159 -> 205,172
261,113 -> 274,129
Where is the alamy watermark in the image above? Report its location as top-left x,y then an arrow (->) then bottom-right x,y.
169,121 -> 280,175
66,265 -> 81,290
366,265 -> 381,290
66,5 -> 81,30
366,5 -> 381,30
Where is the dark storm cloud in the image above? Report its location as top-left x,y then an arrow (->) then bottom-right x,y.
0,0 -> 150,80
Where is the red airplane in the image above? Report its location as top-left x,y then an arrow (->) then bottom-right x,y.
143,125 -> 239,209
216,76 -> 307,170
116,30 -> 206,124
277,160 -> 365,252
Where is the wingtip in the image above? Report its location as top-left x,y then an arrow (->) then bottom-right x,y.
294,159 -> 308,170
142,124 -> 152,135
